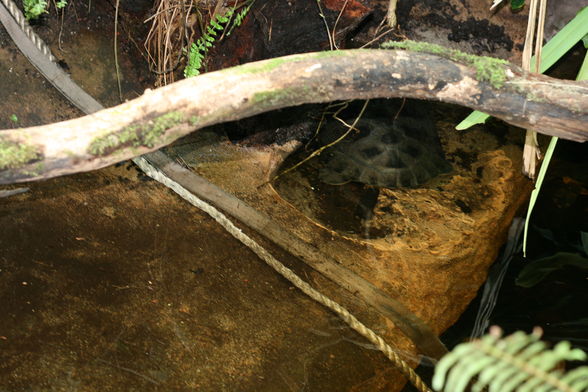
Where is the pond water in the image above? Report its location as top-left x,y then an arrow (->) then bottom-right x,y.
1,2 -> 587,391
0,4 -> 404,391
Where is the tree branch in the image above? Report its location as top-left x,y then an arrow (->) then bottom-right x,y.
1,48 -> 587,184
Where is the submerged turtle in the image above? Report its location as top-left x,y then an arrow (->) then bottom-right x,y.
318,114 -> 451,188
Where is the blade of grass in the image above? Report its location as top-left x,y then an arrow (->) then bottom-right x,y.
522,136 -> 557,256
455,110 -> 492,130
578,44 -> 588,80
523,49 -> 588,256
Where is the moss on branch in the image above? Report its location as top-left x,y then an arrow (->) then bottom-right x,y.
88,111 -> 184,156
0,136 -> 42,170
383,40 -> 509,88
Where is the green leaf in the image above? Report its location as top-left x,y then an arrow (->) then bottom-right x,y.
511,0 -> 525,11
210,19 -> 223,30
433,329 -> 588,392
530,6 -> 588,73
516,252 -> 588,287
522,135 -> 558,256
455,110 -> 490,130
216,14 -> 229,24
522,36 -> 588,256
578,50 -> 588,81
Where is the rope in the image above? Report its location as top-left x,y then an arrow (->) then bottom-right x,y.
135,156 -> 433,392
0,0 -> 56,61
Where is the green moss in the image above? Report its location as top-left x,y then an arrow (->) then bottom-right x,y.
88,111 -> 184,156
189,116 -> 200,126
312,50 -> 352,58
0,137 -> 42,170
251,87 -> 310,109
383,40 -> 509,88
233,57 -> 297,75
234,50 -> 348,75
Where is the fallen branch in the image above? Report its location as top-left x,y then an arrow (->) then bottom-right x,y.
1,48 -> 587,184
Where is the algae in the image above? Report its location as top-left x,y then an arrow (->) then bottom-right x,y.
0,136 -> 42,170
233,50 -> 348,75
251,86 -> 311,110
88,111 -> 184,156
383,40 -> 510,88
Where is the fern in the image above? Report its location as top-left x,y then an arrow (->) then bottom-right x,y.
23,0 -> 47,20
183,9 -> 231,78
433,327 -> 588,392
226,2 -> 253,36
184,1 -> 253,78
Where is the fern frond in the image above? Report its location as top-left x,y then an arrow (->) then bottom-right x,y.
183,1 -> 254,78
433,327 -> 588,392
23,0 -> 47,20
227,1 -> 254,36
184,7 -> 237,78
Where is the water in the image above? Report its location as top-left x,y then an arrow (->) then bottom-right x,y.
2,2 -> 587,391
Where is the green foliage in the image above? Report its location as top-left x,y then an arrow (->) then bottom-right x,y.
433,327 -> 588,392
184,9 -> 233,78
226,3 -> 253,36
522,135 -> 558,256
9,114 -> 18,123
23,0 -> 47,20
56,0 -> 67,9
578,46 -> 588,79
184,2 -> 253,78
516,251 -> 588,288
522,47 -> 588,255
510,0 -> 525,11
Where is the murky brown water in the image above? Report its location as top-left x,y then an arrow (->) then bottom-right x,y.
0,2 -> 404,391
5,2 -> 584,390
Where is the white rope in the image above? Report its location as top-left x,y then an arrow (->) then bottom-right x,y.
134,156 -> 433,392
1,0 -> 56,61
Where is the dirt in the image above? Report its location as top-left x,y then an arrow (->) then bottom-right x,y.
392,0 -> 528,61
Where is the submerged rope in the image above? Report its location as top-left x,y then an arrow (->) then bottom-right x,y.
135,156 -> 433,392
0,2 -> 433,389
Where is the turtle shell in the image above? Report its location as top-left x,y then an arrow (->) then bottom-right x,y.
318,116 -> 451,188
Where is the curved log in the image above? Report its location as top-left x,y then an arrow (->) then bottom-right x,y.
1,48 -> 587,184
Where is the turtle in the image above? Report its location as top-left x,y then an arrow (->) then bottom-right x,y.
318,114 -> 451,188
